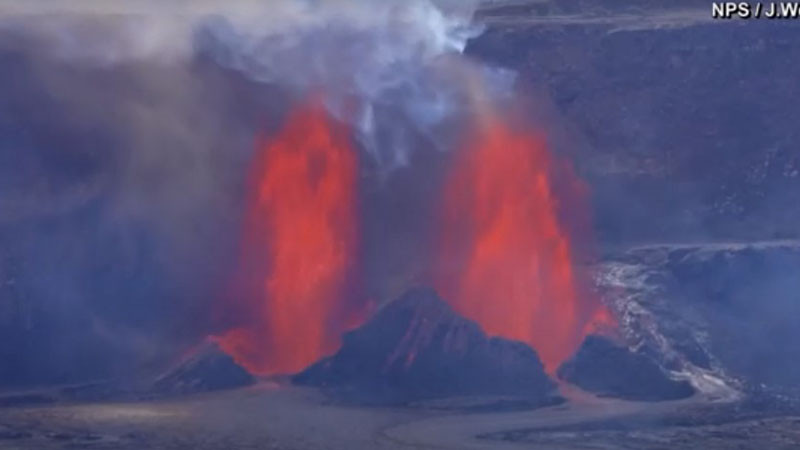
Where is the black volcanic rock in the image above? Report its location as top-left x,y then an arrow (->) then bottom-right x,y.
558,335 -> 694,401
293,288 -> 559,403
152,341 -> 255,395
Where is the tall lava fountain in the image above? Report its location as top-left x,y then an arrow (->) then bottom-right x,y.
203,0 -> 615,377
436,110 -> 613,373
0,1 -> 623,389
217,100 -> 364,375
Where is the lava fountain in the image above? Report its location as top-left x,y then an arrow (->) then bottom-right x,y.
217,99 -> 364,376
436,110 -> 613,374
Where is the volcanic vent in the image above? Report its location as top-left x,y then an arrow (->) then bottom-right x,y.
558,335 -> 695,401
294,288 -> 560,404
153,340 -> 255,396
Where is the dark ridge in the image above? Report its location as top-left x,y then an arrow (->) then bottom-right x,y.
294,287 -> 560,405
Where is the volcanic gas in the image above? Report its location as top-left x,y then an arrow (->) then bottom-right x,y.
436,110 -> 614,373
217,100 -> 365,376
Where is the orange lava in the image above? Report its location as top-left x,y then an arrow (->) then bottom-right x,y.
218,100 -> 362,375
437,111 -> 613,374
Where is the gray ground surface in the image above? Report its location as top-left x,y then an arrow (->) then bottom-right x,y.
0,383 -> 798,450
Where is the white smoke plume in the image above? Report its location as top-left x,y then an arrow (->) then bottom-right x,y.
0,0 -> 500,171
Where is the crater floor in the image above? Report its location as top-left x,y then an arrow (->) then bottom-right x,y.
0,383 -> 797,450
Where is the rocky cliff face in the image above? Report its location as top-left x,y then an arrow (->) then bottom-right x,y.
598,241 -> 800,404
469,8 -> 800,242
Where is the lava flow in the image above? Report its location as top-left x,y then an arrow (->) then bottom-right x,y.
437,111 -> 614,374
217,100 -> 363,376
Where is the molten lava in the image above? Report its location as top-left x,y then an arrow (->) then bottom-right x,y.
218,100 -> 363,375
437,111 -> 613,374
